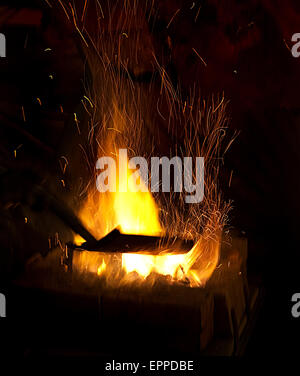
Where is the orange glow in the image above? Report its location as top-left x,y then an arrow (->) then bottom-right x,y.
114,162 -> 162,237
97,259 -> 107,275
122,253 -> 185,278
74,149 -> 220,286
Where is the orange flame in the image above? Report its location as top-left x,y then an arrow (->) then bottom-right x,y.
74,149 -> 220,286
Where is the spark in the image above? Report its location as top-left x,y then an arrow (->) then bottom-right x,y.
195,4 -> 202,22
81,99 -> 91,116
283,38 -> 293,53
95,0 -> 104,18
13,144 -> 22,158
83,95 -> 94,108
58,0 -> 70,20
166,9 -> 180,29
21,106 -> 26,122
81,0 -> 88,23
74,113 -> 81,134
43,0 -> 52,8
69,2 -> 89,47
229,170 -> 233,187
213,96 -> 224,113
192,48 -> 207,67
60,156 -> 69,174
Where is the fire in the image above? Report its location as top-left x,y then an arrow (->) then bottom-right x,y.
122,253 -> 185,279
97,259 -> 106,276
117,168 -> 219,282
114,162 -> 162,237
74,149 -> 220,286
64,0 -> 229,287
70,86 -> 223,286
109,154 -> 191,279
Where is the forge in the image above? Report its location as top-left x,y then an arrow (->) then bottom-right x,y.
13,227 -> 256,356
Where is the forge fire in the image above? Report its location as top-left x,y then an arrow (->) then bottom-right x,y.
65,0 -> 230,288
0,0 -> 299,364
